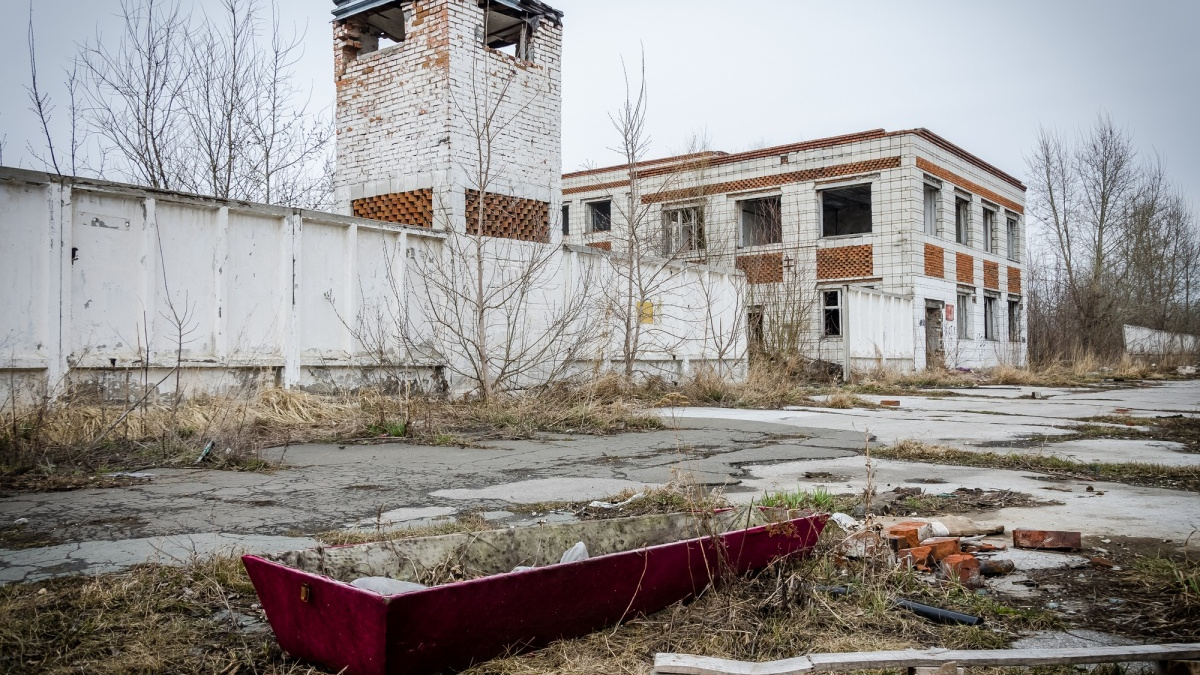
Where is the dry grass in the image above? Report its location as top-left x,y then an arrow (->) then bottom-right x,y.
878,439 -> 1200,492
0,385 -> 664,492
0,528 -> 1073,675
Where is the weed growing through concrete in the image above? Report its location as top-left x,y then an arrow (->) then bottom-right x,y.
878,439 -> 1200,492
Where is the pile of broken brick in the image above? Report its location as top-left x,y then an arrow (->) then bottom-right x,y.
884,521 -> 1081,587
829,511 -> 1086,587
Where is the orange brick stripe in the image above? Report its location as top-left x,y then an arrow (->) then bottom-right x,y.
352,189 -> 434,227
465,190 -> 550,243
983,261 -> 1000,290
924,243 -> 945,278
816,244 -> 873,280
585,241 -> 611,251
563,179 -> 629,196
643,157 -> 902,205
1008,266 -> 1022,294
956,252 -> 975,285
736,253 -> 784,285
916,158 -> 1023,214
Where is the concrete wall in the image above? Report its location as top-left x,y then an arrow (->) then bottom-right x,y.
0,169 -> 745,402
1124,325 -> 1200,357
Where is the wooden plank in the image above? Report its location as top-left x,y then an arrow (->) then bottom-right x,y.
653,645 -> 1200,675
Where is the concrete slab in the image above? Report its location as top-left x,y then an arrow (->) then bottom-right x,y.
0,532 -> 320,584
729,455 -> 1200,542
431,478 -> 652,503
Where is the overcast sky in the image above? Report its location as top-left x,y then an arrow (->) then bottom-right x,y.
2,0 -> 1198,206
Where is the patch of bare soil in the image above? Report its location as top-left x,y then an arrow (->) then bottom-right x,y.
870,486 -> 1059,517
998,536 -> 1199,642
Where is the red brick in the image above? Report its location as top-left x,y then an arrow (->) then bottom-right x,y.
736,253 -> 784,285
898,545 -> 933,568
1013,529 -> 1081,551
1007,266 -> 1022,294
940,553 -> 982,587
880,400 -> 900,407
921,537 -> 961,561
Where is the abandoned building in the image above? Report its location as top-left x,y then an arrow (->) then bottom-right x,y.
562,129 -> 1029,370
0,0 -> 745,403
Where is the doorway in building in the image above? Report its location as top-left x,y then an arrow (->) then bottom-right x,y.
925,301 -> 945,369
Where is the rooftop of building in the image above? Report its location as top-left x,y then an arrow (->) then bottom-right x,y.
563,128 -> 1026,192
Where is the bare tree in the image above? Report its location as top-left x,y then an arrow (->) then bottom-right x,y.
1026,114 -> 1200,361
599,61 -> 717,380
72,0 -> 331,206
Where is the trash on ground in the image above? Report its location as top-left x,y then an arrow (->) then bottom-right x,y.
559,541 -> 589,564
829,512 -> 860,532
105,472 -> 155,479
587,493 -> 645,509
1013,528 -> 1082,550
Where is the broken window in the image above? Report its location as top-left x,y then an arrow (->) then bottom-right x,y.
333,2 -> 413,61
747,305 -> 765,350
1008,300 -> 1021,341
481,4 -> 535,61
1006,216 -> 1019,261
561,204 -> 569,236
662,206 -> 705,255
956,291 -> 971,339
822,290 -> 842,337
923,185 -> 939,236
955,197 -> 971,245
586,200 -> 611,232
821,184 -> 872,237
739,196 -> 782,247
984,295 -> 998,341
982,208 -> 996,253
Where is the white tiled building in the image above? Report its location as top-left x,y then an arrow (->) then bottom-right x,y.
562,130 -> 1028,371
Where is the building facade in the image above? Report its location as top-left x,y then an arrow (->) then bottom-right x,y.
562,130 -> 1028,371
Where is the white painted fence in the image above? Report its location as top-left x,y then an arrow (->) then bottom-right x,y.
0,168 -> 745,402
846,287 -> 914,371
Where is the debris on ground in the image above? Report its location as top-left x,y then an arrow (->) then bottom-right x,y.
1013,528 -> 1083,551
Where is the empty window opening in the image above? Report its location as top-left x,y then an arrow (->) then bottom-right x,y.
336,3 -> 413,61
481,6 -> 534,61
822,290 -> 842,337
747,306 -> 765,350
955,197 -> 971,245
956,291 -> 971,339
923,185 -> 939,236
740,196 -> 782,247
982,208 -> 996,253
821,184 -> 872,237
586,200 -> 611,232
1008,300 -> 1021,342
663,206 -> 705,255
984,296 -> 998,341
561,204 -> 569,236
1006,216 -> 1019,261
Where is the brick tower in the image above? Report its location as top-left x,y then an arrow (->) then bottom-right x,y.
332,0 -> 563,242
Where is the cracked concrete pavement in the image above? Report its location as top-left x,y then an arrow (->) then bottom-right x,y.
2,381 -> 1198,583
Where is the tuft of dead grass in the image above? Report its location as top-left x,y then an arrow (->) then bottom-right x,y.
878,439 -> 1200,492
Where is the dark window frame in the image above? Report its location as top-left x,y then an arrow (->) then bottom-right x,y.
586,199 -> 611,233
822,290 -> 842,337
